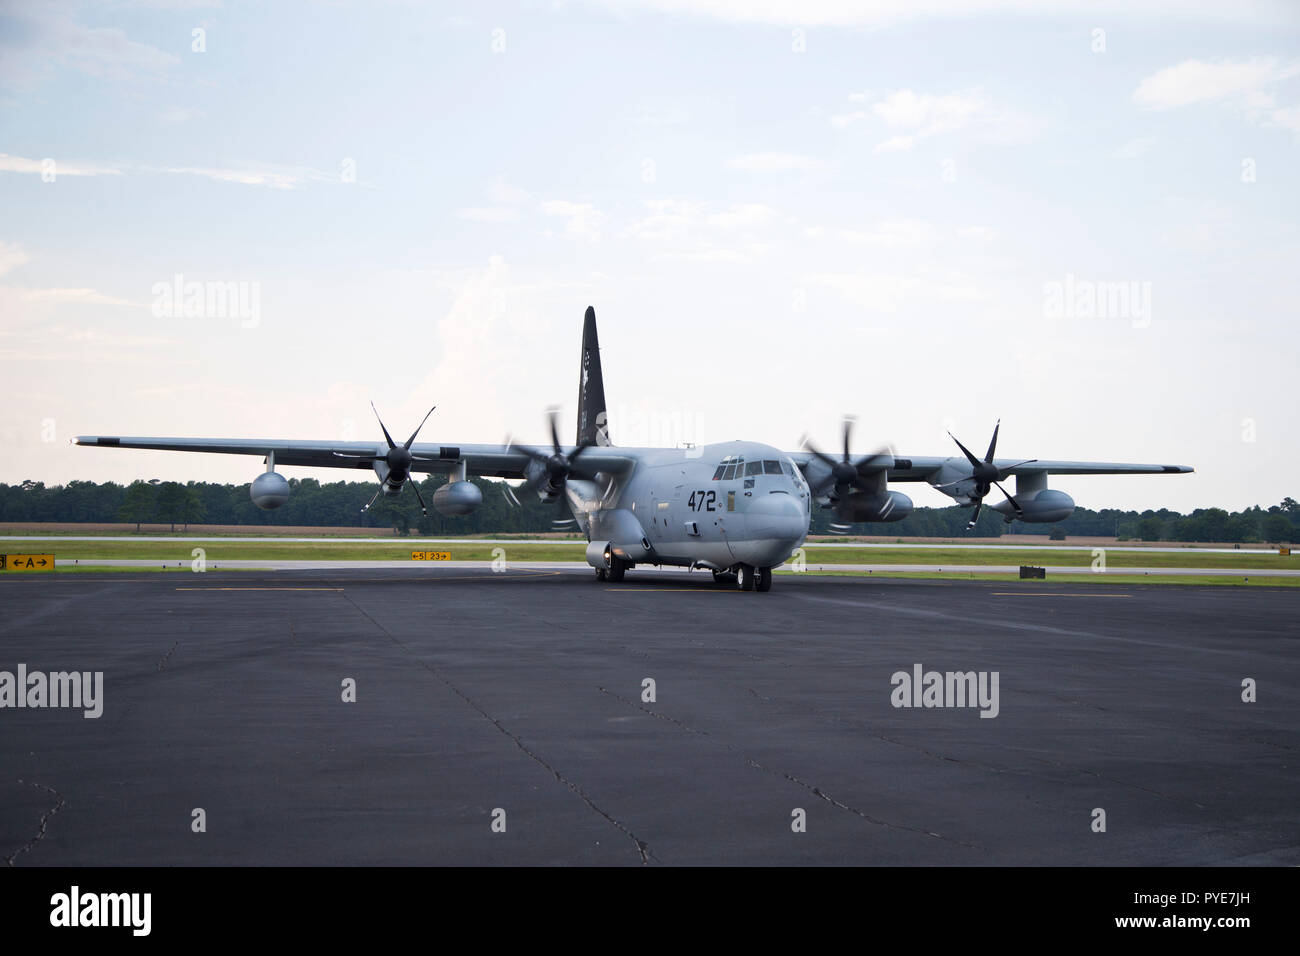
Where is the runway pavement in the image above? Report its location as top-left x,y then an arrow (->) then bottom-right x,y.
0,567 -> 1296,865
49,558 -> 1300,577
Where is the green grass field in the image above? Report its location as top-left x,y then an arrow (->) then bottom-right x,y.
2,535 -> 1295,589
9,540 -> 587,562
799,546 -> 1296,569
5,539 -> 1291,569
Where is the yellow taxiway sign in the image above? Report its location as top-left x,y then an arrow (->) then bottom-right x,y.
1,554 -> 55,571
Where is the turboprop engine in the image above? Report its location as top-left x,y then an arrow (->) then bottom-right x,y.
990,488 -> 1074,523
837,489 -> 913,523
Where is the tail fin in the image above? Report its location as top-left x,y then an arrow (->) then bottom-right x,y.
576,305 -> 610,446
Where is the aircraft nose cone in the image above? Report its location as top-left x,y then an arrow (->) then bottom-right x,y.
747,492 -> 807,543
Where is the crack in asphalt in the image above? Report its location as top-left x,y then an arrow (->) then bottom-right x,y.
157,640 -> 179,671
598,686 -> 982,849
340,592 -> 655,865
743,686 -> 1208,813
790,592 -> 1269,658
0,584 -> 119,635
4,780 -> 65,867
1024,755 -> 1208,810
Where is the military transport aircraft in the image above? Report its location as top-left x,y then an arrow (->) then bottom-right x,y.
76,307 -> 1192,592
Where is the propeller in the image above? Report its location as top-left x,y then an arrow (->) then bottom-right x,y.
800,417 -> 892,500
942,420 -> 1037,529
334,403 -> 438,514
507,407 -> 598,528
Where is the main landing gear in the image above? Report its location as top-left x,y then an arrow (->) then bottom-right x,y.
594,546 -> 628,582
726,564 -> 772,593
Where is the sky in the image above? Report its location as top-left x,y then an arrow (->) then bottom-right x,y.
1,0 -> 1298,513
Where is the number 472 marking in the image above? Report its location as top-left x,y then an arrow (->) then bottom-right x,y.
687,490 -> 716,512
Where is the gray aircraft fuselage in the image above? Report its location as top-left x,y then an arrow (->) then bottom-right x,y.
563,440 -> 810,572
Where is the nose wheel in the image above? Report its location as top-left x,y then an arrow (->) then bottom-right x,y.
734,565 -> 772,592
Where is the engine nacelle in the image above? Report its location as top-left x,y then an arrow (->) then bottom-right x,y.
585,540 -> 612,570
432,480 -> 483,516
837,490 -> 913,523
991,489 -> 1075,523
250,471 -> 290,510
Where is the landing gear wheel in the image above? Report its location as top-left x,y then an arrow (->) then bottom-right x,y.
736,564 -> 755,591
602,545 -> 626,583
595,568 -> 607,582
755,566 -> 772,592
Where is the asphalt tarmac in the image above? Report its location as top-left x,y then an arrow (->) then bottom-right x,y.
1,568 -> 1296,865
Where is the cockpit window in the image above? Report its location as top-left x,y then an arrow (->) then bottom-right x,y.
763,460 -> 781,475
744,461 -> 763,476
780,460 -> 794,476
712,465 -> 726,480
722,464 -> 738,480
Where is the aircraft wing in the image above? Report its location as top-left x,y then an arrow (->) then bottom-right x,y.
73,435 -> 639,480
883,457 -> 1194,481
785,451 -> 1193,481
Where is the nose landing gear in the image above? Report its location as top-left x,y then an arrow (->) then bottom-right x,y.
731,564 -> 772,592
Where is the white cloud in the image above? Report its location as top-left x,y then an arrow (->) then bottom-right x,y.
0,7 -> 178,87
705,203 -> 776,229
627,199 -> 775,238
1268,106 -> 1300,134
402,256 -> 600,446
0,154 -> 123,177
160,107 -> 203,123
807,270 -> 987,313
0,242 -> 30,278
627,199 -> 703,242
1110,136 -> 1157,159
585,0 -> 1293,27
674,247 -> 749,263
541,200 -> 605,240
832,88 -> 1037,151
458,207 -> 520,222
837,220 -> 936,246
458,182 -> 532,221
23,288 -> 135,307
487,182 -> 532,205
830,110 -> 869,129
1134,57 -> 1300,139
623,199 -> 773,262
1133,57 -> 1300,110
873,88 -> 988,130
146,164 -> 333,189
874,135 -> 915,153
726,152 -> 825,173
802,220 -> 996,246
627,105 -> 691,127
0,153 -> 337,189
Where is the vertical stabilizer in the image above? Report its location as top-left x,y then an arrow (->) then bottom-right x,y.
576,306 -> 610,446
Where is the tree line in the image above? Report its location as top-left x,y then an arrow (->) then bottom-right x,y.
0,478 -> 1295,543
